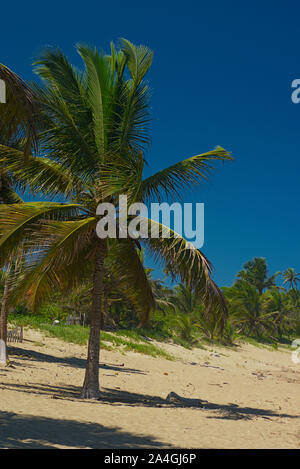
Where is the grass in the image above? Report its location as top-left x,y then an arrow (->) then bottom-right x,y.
40,324 -> 89,345
8,315 -> 174,360
9,311 -> 292,358
236,334 -> 295,352
8,313 -> 48,328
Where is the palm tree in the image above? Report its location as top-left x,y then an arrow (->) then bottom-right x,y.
194,309 -> 223,341
223,281 -> 276,336
0,64 -> 39,363
236,257 -> 280,295
171,283 -> 199,315
0,174 -> 24,364
0,40 -> 232,397
282,268 -> 300,290
173,314 -> 194,342
262,288 -> 291,339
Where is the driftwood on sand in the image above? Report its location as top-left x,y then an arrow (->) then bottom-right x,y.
166,392 -> 207,407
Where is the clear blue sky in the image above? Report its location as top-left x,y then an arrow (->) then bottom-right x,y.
1,0 -> 300,287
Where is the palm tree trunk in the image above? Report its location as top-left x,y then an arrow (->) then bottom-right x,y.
0,174 -> 3,204
0,273 -> 10,364
101,296 -> 106,330
81,239 -> 106,399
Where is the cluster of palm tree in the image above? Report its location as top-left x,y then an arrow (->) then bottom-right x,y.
0,40 -> 232,398
134,258 -> 300,345
223,258 -> 300,341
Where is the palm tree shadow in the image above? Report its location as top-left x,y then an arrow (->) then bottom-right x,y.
99,388 -> 300,421
9,344 -> 145,374
6,345 -> 300,423
2,381 -> 297,423
0,411 -> 168,449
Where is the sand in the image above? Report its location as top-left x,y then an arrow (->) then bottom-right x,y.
0,328 -> 300,449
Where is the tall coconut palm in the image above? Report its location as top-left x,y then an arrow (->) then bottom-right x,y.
0,40 -> 232,397
282,268 -> 300,290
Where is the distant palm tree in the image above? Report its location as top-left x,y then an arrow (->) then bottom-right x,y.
237,257 -> 280,295
171,283 -> 199,315
149,279 -> 176,314
223,281 -> 276,336
173,314 -> 194,342
263,288 -> 291,339
0,40 -> 232,397
282,268 -> 300,290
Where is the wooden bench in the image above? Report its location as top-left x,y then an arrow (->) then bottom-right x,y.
66,313 -> 86,326
7,326 -> 23,343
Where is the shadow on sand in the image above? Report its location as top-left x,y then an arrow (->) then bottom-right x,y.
3,342 -> 299,433
1,378 -> 298,423
9,343 -> 145,374
0,411 -> 168,449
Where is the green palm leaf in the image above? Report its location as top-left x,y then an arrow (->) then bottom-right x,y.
120,39 -> 153,86
0,144 -> 87,197
142,146 -> 232,202
0,170 -> 24,204
0,202 -> 81,266
142,218 -> 227,327
33,51 -> 98,181
107,238 -> 155,325
10,217 -> 97,309
0,64 -> 40,157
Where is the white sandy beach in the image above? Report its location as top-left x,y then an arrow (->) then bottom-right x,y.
0,328 -> 300,449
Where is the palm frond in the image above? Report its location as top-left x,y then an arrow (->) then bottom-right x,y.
107,238 -> 155,325
0,184 -> 23,204
0,169 -> 23,204
33,48 -> 85,100
120,39 -> 153,86
0,202 -> 81,266
99,149 -> 144,203
0,144 -> 87,197
10,217 -> 97,309
33,51 -> 99,182
76,45 -> 111,156
111,39 -> 153,154
141,146 -> 233,202
142,217 -> 227,329
0,64 -> 40,156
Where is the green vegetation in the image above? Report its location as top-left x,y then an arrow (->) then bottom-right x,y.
8,313 -> 173,359
8,256 -> 299,356
223,258 -> 300,345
